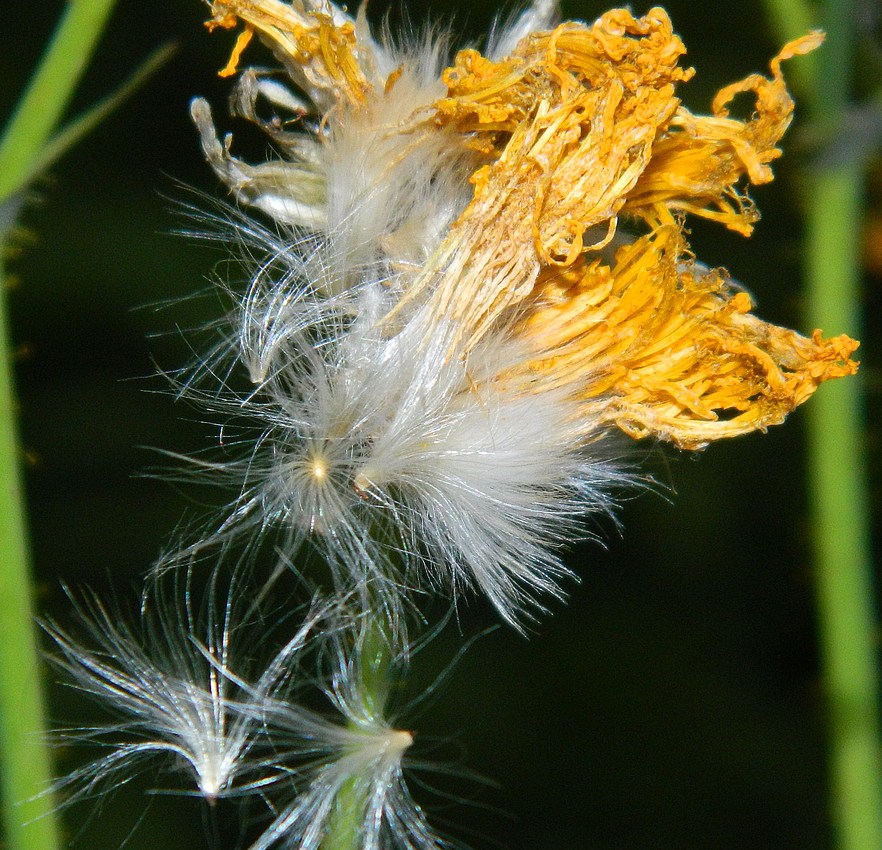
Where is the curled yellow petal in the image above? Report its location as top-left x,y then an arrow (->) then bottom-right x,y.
403,8 -> 692,350
206,0 -> 370,105
624,32 -> 825,235
217,26 -> 254,78
516,223 -> 859,449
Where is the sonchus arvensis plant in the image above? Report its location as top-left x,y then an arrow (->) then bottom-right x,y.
48,2 -> 858,849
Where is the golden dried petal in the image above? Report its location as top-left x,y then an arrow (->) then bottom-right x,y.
624,32 -> 824,235
402,9 -> 692,350
200,2 -> 857,452
206,0 -> 370,105
516,223 -> 858,449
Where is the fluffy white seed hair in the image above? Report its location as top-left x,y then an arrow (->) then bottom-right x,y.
44,569 -> 327,804
182,0 -> 634,629
246,608 -> 444,850
46,576 -> 446,846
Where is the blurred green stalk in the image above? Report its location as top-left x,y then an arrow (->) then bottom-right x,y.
764,1 -> 882,848
0,253 -> 61,850
0,0 -> 118,200
0,3 -> 118,850
808,167 -> 882,850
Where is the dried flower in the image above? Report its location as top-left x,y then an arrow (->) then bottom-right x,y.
186,1 -> 857,627
45,4 -> 863,850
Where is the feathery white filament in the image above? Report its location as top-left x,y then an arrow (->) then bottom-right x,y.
48,583 -> 444,848
44,571 -> 325,803
181,0 -> 632,627
248,610 -> 441,850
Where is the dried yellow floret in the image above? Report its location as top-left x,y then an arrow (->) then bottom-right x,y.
205,1 -> 858,451
207,0 -> 369,104
623,32 -> 825,234
516,223 -> 858,449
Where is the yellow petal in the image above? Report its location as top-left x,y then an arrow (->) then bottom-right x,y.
516,222 -> 858,449
402,9 -> 692,350
624,32 -> 824,235
206,0 -> 369,104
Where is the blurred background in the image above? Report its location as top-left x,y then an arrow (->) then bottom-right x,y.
2,1 -> 880,848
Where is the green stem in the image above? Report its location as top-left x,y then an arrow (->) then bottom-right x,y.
321,620 -> 392,850
764,0 -> 882,848
806,2 -> 882,848
0,0 -> 118,203
805,161 -> 882,850
0,250 -> 61,850
0,3 -> 120,849
321,776 -> 366,850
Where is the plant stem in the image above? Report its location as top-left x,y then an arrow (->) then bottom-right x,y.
0,3 -> 119,849
0,0 -> 118,203
321,776 -> 366,850
807,167 -> 882,850
806,170 -> 882,850
805,1 -> 882,847
764,0 -> 882,847
0,248 -> 61,850
321,619 -> 392,850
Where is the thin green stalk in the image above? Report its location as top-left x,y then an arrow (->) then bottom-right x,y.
321,620 -> 393,850
763,0 -> 882,848
322,776 -> 368,850
0,0 -> 118,202
805,2 -> 882,848
0,250 -> 61,850
807,166 -> 882,850
0,4 -> 119,850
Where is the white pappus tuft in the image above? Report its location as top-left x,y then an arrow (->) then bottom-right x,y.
46,577 -> 448,850
246,608 -> 446,850
43,568 -> 327,805
179,0 -> 634,630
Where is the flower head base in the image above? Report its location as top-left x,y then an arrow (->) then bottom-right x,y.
189,0 -> 858,624
252,612 -> 442,850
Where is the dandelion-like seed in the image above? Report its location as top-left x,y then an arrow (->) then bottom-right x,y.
48,578 -> 441,848
251,611 -> 442,850
44,570 -> 325,804
186,0 -> 858,627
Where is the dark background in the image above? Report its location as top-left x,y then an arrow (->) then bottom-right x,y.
3,1 -> 881,848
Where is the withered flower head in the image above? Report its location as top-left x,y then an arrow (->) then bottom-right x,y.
189,0 -> 858,624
